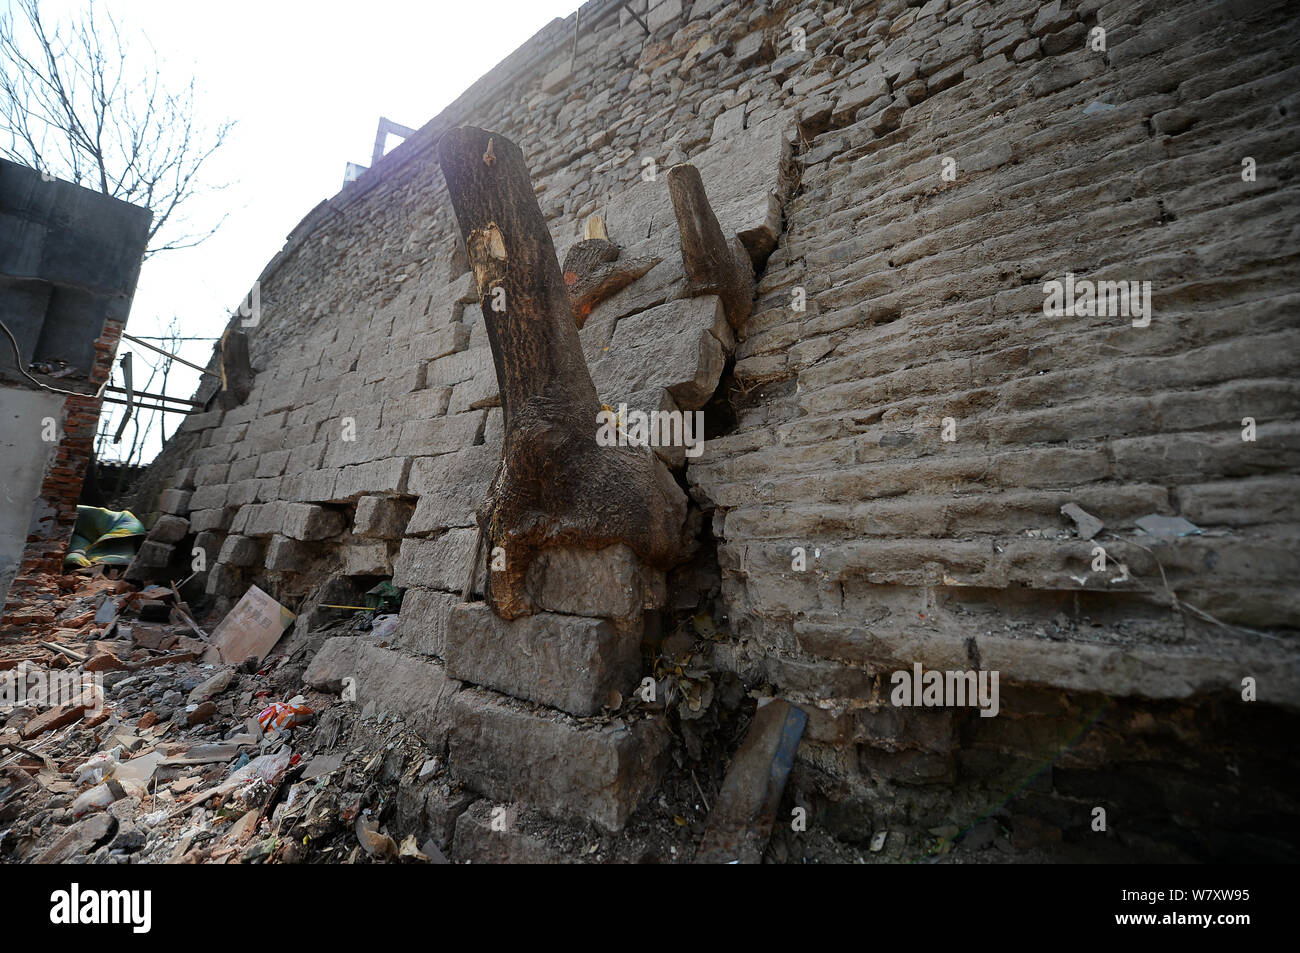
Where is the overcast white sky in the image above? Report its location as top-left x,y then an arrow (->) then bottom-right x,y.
73,0 -> 577,462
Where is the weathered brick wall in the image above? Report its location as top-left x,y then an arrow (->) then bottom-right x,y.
688,0 -> 1300,858
136,0 -> 1300,859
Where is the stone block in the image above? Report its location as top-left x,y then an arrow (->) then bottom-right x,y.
131,540 -> 174,569
647,0 -> 682,33
281,503 -> 346,541
609,295 -> 731,353
381,386 -> 452,427
395,587 -> 460,657
445,602 -> 643,717
406,482 -> 484,536
833,67 -> 890,124
192,530 -> 224,565
395,410 -> 486,457
245,499 -> 289,538
340,540 -> 393,575
541,59 -> 573,94
285,441 -> 327,475
303,637 -> 462,746
217,535 -> 262,567
333,458 -> 408,500
353,496 -> 414,538
524,544 -> 664,621
194,462 -> 230,485
264,534 -> 308,571
189,484 -> 229,510
711,104 -> 746,141
227,456 -> 259,482
150,514 -> 189,544
158,488 -> 193,515
225,479 -> 260,506
447,373 -> 500,415
189,507 -> 234,533
451,801 -> 575,863
394,778 -> 474,853
428,346 -> 491,387
255,449 -> 290,478
407,444 -> 498,495
735,30 -> 771,66
295,467 -> 341,502
595,112 -> 792,267
591,326 -> 724,410
1031,0 -> 1072,35
392,529 -> 479,592
449,688 -> 670,832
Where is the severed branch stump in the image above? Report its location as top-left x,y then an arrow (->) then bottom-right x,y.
438,126 -> 687,620
218,328 -> 253,410
666,163 -> 755,330
562,221 -> 660,328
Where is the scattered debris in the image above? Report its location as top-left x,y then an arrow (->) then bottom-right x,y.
257,698 -> 314,733
1134,514 -> 1203,537
1059,502 -> 1103,540
203,584 -> 295,666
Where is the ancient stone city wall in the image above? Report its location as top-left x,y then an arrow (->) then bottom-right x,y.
130,0 -> 1300,860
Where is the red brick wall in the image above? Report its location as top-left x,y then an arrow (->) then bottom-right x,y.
12,318 -> 123,577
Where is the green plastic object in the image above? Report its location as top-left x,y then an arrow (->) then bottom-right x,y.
364,580 -> 404,613
64,505 -> 147,569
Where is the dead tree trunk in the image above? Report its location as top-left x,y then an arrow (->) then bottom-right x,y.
667,163 -> 755,329
438,126 -> 686,619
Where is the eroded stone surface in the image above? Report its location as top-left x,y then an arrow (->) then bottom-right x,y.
303,637 -> 461,745
449,688 -> 670,832
445,601 -> 642,716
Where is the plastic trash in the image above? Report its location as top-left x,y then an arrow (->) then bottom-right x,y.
257,699 -> 313,733
73,746 -> 123,786
72,779 -> 125,817
111,750 -> 165,790
226,750 -> 292,787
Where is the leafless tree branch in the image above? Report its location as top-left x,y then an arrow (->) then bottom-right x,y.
0,0 -> 234,258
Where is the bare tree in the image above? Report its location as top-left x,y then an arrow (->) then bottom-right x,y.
0,0 -> 233,256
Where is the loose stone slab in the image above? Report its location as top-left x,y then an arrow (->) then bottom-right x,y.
445,602 -> 642,716
696,698 -> 807,864
394,588 -> 460,657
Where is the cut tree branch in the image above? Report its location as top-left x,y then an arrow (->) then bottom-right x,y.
667,162 -> 755,329
562,235 -> 660,328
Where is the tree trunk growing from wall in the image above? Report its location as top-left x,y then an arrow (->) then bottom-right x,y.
437,126 -> 686,619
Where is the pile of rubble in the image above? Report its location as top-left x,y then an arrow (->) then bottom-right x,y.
0,564 -> 833,864
0,567 -> 459,863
